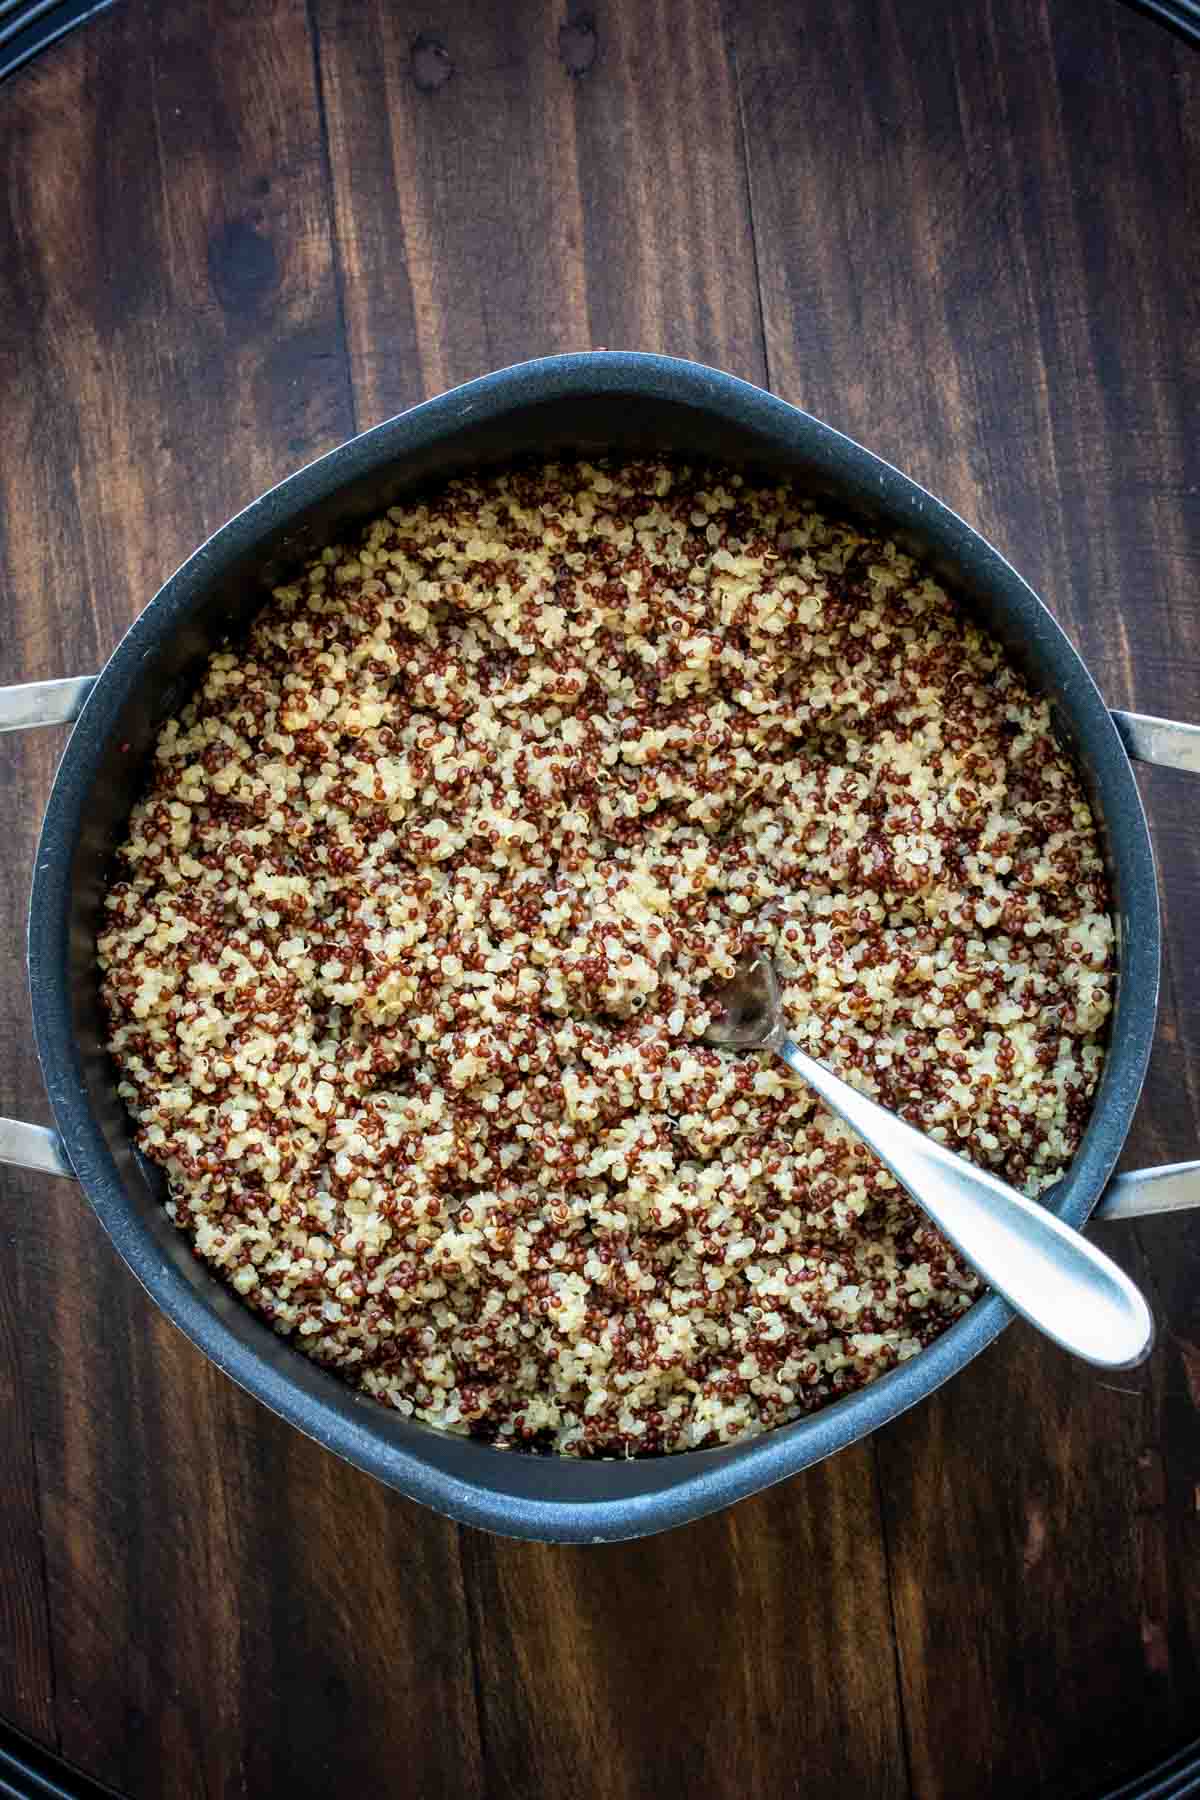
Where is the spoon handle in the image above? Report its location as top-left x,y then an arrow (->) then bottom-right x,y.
773,1034 -> 1154,1369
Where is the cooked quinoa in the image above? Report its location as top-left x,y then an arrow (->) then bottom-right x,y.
98,460 -> 1115,1455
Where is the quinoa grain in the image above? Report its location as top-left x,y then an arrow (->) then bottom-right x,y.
99,461 -> 1113,1455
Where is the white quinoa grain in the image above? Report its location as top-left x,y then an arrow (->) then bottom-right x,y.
99,460 -> 1113,1456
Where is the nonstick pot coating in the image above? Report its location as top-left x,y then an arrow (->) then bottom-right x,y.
26,354 -> 1161,1542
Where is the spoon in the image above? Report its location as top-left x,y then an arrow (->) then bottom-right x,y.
704,954 -> 1153,1369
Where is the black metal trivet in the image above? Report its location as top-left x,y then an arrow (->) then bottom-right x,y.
0,0 -> 115,82
1,0 -> 1198,82
0,1711 -> 1197,1800
1124,0 -> 1200,45
0,1722 -> 121,1800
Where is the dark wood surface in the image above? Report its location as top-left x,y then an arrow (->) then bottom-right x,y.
0,2 -> 1198,1795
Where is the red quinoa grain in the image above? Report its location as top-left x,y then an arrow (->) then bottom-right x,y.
99,461 -> 1113,1455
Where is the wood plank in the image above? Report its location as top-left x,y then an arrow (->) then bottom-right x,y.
312,0 -> 766,428
557,0 -> 766,375
312,0 -> 589,422
0,1 -> 483,1794
876,1312 -> 1185,1799
461,1448 -> 907,1800
0,1170 -> 57,1745
729,0 -> 1200,1791
312,4 -> 904,1794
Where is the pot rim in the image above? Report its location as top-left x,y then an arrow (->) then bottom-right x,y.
26,351 -> 1162,1542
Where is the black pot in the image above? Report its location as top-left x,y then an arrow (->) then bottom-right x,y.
2,353 -> 1197,1542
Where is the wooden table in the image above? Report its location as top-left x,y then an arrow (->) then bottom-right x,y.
1,2 -> 1198,1795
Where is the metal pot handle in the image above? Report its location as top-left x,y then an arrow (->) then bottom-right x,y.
1,676 -> 1197,1217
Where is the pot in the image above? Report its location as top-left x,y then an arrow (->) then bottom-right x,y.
2,352 -> 1198,1543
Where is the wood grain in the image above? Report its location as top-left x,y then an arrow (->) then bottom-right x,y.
729,0 -> 1200,1791
0,1171 -> 56,1743
0,1 -> 481,1794
0,0 -> 1198,1796
313,0 -> 593,423
312,0 -> 767,426
461,1452 -> 906,1800
553,0 -> 766,376
314,5 -> 905,1794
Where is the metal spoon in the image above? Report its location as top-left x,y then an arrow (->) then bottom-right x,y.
704,954 -> 1153,1369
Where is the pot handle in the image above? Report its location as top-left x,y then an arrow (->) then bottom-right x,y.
1110,709 -> 1200,774
2,679 -> 97,1179
0,1118 -> 74,1179
0,675 -> 97,733
0,678 -> 1197,1215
